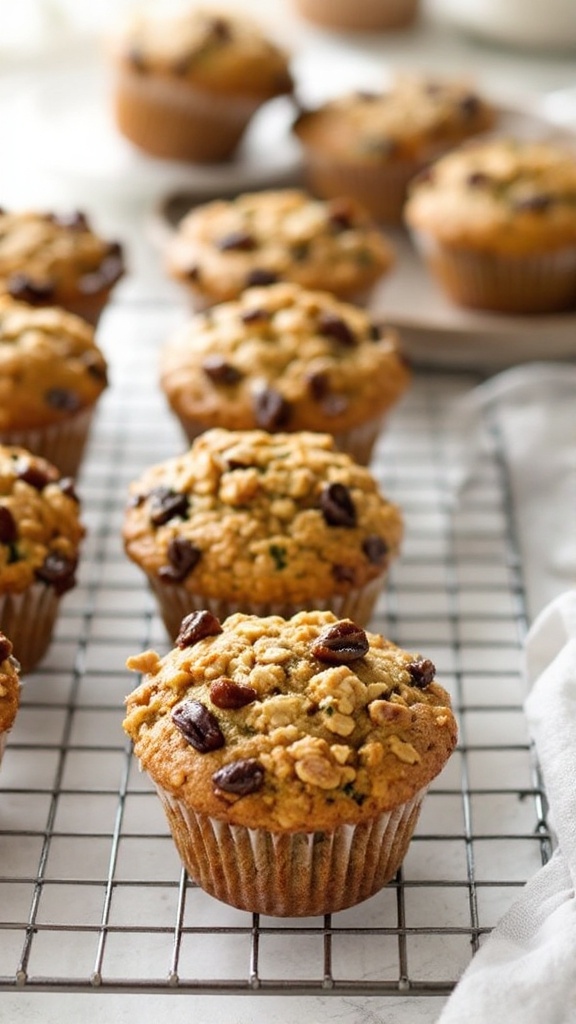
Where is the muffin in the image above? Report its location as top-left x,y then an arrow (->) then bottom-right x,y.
164,189 -> 394,308
109,7 -> 293,163
124,609 -> 458,916
122,428 -> 403,639
293,77 -> 496,223
0,446 -> 85,674
404,136 -> 576,313
0,296 -> 109,477
159,281 -> 410,464
0,631 -> 20,768
0,208 -> 124,325
292,0 -> 420,31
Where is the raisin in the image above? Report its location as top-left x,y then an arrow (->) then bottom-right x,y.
59,477 -> 80,502
245,268 -> 278,287
45,388 -> 81,413
208,15 -> 232,41
176,609 -> 222,649
159,537 -> 201,582
331,563 -> 356,584
240,307 -> 270,325
212,758 -> 264,795
362,535 -> 388,565
0,506 -> 17,544
202,356 -> 242,385
35,552 -> 77,595
327,199 -> 355,231
317,312 -> 356,347
407,658 -> 436,688
8,274 -> 55,304
311,620 -> 369,664
253,387 -> 291,430
514,194 -> 552,214
81,351 -> 108,384
16,460 -> 55,490
467,171 -> 492,188
210,678 -> 258,709
306,370 -> 330,400
171,700 -> 224,752
320,482 -> 356,527
459,93 -> 480,119
148,487 -> 189,526
0,633 -> 12,662
217,231 -> 256,252
186,265 -> 201,281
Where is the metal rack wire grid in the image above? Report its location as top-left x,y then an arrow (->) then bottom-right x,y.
0,295 -> 552,996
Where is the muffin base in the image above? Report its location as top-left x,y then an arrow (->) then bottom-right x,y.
292,0 -> 419,31
147,573 -> 387,641
0,406 -> 96,478
0,584 -> 60,676
157,785 -> 426,916
412,230 -> 576,314
113,69 -> 262,163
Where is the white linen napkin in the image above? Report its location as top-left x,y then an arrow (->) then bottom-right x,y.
438,364 -> 576,1022
438,590 -> 576,1023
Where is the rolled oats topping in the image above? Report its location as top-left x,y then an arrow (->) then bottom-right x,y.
0,296 -> 108,430
0,446 -> 85,594
0,629 -> 20,735
123,428 -> 403,604
165,190 -> 394,304
160,281 -> 410,435
124,609 -> 458,831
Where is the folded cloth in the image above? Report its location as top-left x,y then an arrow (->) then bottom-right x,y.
438,590 -> 576,1023
450,362 -> 576,621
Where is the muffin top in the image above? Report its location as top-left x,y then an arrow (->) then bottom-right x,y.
0,209 -> 124,307
0,631 -> 20,736
294,76 -> 496,164
0,297 -> 108,430
160,282 -> 409,433
124,609 -> 458,831
123,428 -> 403,604
404,137 -> 576,253
0,446 -> 85,595
111,7 -> 292,97
165,190 -> 394,304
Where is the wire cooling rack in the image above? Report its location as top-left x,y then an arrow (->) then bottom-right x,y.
0,292 -> 552,997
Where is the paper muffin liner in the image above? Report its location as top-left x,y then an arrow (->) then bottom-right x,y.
173,411 -> 387,467
113,69 -> 262,163
0,406 -> 96,479
411,230 -> 576,314
0,584 -> 61,676
155,784 -> 426,916
0,731 -> 7,767
147,572 -> 387,641
292,0 -> 419,31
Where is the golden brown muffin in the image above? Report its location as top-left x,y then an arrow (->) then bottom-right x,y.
164,189 -> 394,307
124,608 -> 458,916
122,428 -> 403,638
293,76 -> 496,223
0,630 -> 20,767
0,446 -> 85,674
0,296 -> 109,477
292,0 -> 420,30
159,281 -> 410,464
109,7 -> 293,163
404,136 -> 576,313
0,209 -> 124,325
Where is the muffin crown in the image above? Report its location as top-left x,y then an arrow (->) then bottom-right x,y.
160,281 -> 409,434
125,609 -> 457,831
166,189 -> 394,303
0,297 -> 108,430
0,209 -> 124,304
405,137 -> 576,251
0,446 -> 85,595
123,427 -> 403,603
0,630 -> 20,735
112,8 -> 292,97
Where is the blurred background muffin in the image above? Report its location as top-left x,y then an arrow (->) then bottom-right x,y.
291,0 -> 420,31
404,136 -> 576,313
0,447 -> 85,674
0,209 -> 124,326
122,427 -> 404,637
165,188 -> 394,308
0,297 -> 109,477
293,76 -> 496,223
159,281 -> 410,464
108,5 -> 293,163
